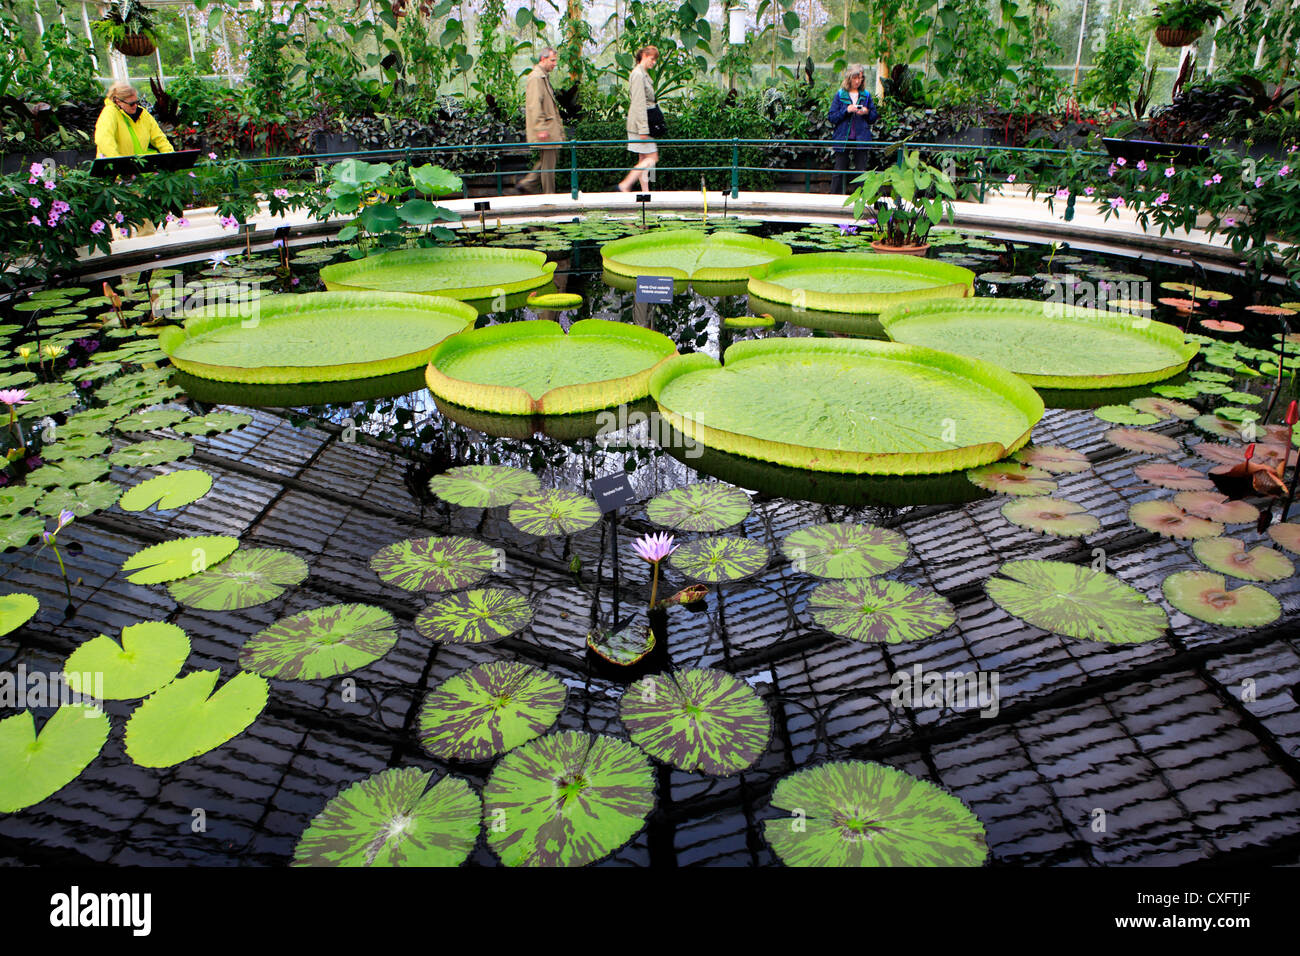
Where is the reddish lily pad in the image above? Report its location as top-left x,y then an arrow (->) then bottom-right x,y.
1134,462 -> 1214,492
1012,445 -> 1090,474
1129,397 -> 1198,421
1128,500 -> 1223,539
1192,537 -> 1294,582
1105,428 -> 1180,456
966,461 -> 1057,496
1171,491 -> 1259,525
1001,497 -> 1100,537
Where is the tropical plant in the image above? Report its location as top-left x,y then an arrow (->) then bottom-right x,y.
90,0 -> 162,46
1080,16 -> 1147,114
846,148 -> 957,247
1149,0 -> 1226,31
317,159 -> 463,254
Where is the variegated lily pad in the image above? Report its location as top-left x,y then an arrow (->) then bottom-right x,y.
808,577 -> 955,644
428,465 -> 540,508
0,705 -> 110,813
122,535 -> 239,584
108,439 -> 195,468
239,603 -> 398,679
966,462 -> 1057,496
414,588 -> 533,644
169,548 -> 309,610
620,668 -> 771,776
124,670 -> 268,768
645,483 -> 752,532
1172,491 -> 1258,525
172,412 -> 253,435
1134,462 -> 1214,492
63,621 -> 190,700
418,660 -> 566,762
668,535 -> 769,582
1001,496 -> 1100,537
1129,500 -> 1223,539
1192,537 -> 1293,582
1105,428 -> 1180,456
484,730 -> 655,867
985,558 -> 1168,643
765,761 -> 988,867
292,767 -> 481,867
118,470 -> 214,511
1162,570 -> 1281,628
369,535 -> 497,592
781,522 -> 908,579
1012,445 -> 1090,474
508,490 -> 601,536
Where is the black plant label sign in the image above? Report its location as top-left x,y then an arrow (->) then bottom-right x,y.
592,473 -> 636,514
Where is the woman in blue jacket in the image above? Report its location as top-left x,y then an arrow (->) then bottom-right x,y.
828,65 -> 878,194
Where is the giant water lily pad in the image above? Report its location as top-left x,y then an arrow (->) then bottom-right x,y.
749,253 -> 974,314
239,604 -> 398,679
63,621 -> 190,700
169,548 -> 309,610
122,535 -> 239,584
601,229 -> 793,285
765,761 -> 988,867
159,291 -> 476,384
620,668 -> 771,776
414,588 -> 533,644
808,577 -> 955,643
292,767 -> 481,867
321,246 -> 557,300
1129,500 -> 1223,539
651,338 -> 1042,474
418,660 -> 566,762
1001,496 -> 1100,537
369,535 -> 497,592
645,483 -> 751,531
878,298 -> 1198,388
118,470 -> 213,511
782,522 -> 908,578
124,670 -> 268,767
668,535 -> 769,582
484,730 -> 655,867
985,559 -> 1168,643
1192,537 -> 1293,582
508,489 -> 601,536
1162,570 -> 1280,628
0,592 -> 39,637
426,319 -> 677,416
428,465 -> 540,508
0,705 -> 110,813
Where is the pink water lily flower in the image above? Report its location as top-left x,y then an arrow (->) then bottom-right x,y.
0,389 -> 30,406
633,532 -> 677,564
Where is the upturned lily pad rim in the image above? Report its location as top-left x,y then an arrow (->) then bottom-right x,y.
320,246 -> 558,300
747,252 -> 975,314
878,298 -> 1200,389
601,228 -> 794,282
158,291 -> 476,384
649,337 -> 1044,475
426,318 -> 678,416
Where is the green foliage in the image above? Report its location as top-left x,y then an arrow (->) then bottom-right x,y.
1080,15 -> 1145,112
606,0 -> 711,101
319,159 -> 462,254
1215,0 -> 1299,86
1150,0 -> 1225,31
848,148 -> 958,246
90,0 -> 161,45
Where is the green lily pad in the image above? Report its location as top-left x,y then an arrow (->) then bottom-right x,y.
645,483 -> 752,532
172,412 -> 253,436
0,592 -> 39,637
427,465 -> 540,508
108,439 -> 195,468
321,247 -> 556,300
966,461 -> 1057,495
1161,570 -> 1281,627
0,515 -> 44,549
1129,500 -> 1223,539
1000,491 -> 1101,536
35,481 -> 122,518
808,577 -> 956,643
63,621 -> 190,700
0,486 -> 45,516
418,660 -> 566,762
114,407 -> 191,433
508,490 -> 601,536
168,548 -> 309,610
603,228 -> 793,283
1012,445 -> 1091,474
586,617 -> 655,665
1129,396 -> 1198,420
1221,391 -> 1261,405
124,669 -> 269,768
620,668 -> 771,776
292,767 -> 481,867
781,522 -> 909,578
668,535 -> 769,582
765,761 -> 988,867
239,603 -> 398,679
39,435 -> 112,461
1151,384 -> 1201,399
369,535 -> 497,592
1095,405 -> 1160,425
1192,537 -> 1293,582
1214,406 -> 1260,424
118,470 -> 214,511
484,730 -> 655,867
0,705 -> 110,813
985,559 -> 1168,643
29,458 -> 109,488
414,588 -> 533,644
121,535 -> 239,584
1193,414 -> 1245,439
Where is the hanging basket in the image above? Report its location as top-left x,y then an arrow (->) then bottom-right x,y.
1155,26 -> 1202,48
113,33 -> 157,57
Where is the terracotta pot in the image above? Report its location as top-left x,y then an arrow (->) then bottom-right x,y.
1155,26 -> 1201,47
113,33 -> 156,58
871,239 -> 930,256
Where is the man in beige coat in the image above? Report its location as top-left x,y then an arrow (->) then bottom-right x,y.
514,48 -> 564,195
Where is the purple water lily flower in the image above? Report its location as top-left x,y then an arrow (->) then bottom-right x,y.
633,532 -> 677,564
838,223 -> 858,235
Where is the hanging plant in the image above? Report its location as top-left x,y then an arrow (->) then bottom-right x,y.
1148,0 -> 1225,48
91,0 -> 162,58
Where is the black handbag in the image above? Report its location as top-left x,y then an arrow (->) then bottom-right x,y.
647,105 -> 667,138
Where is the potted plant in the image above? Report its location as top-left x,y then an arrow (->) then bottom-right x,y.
91,0 -> 161,58
1149,0 -> 1224,48
847,148 -> 957,255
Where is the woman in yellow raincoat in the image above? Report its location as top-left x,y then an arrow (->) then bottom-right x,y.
94,82 -> 174,158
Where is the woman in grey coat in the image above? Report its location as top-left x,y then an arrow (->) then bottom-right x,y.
617,46 -> 659,193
